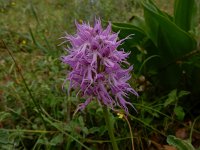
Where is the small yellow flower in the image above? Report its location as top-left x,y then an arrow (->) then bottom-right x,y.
21,40 -> 26,45
117,113 -> 124,119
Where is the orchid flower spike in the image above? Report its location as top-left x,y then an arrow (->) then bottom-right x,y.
61,19 -> 138,114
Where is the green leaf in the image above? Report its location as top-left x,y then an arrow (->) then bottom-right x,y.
37,138 -> 49,145
167,135 -> 195,150
43,115 -> 91,150
111,22 -> 148,70
0,130 -> 22,149
178,90 -> 190,98
88,127 -> 101,134
142,1 -> 197,88
29,27 -> 48,53
50,134 -> 63,146
129,15 -> 147,31
112,22 -> 146,47
0,112 -> 11,122
174,0 -> 196,31
143,1 -> 197,60
164,89 -> 177,107
0,130 -> 11,145
174,106 -> 185,121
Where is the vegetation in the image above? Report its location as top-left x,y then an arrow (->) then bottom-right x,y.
0,0 -> 200,149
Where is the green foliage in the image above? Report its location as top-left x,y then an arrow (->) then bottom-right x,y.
112,0 -> 199,89
1,0 -> 200,149
174,106 -> 185,121
0,112 -> 11,122
174,0 -> 196,31
0,130 -> 13,149
143,1 -> 196,59
111,1 -> 200,148
164,89 -> 190,107
162,89 -> 190,121
167,135 -> 195,150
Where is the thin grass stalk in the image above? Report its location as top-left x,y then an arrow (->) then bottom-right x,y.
2,39 -> 47,129
124,115 -> 135,150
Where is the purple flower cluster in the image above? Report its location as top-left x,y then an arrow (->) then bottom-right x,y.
61,19 -> 138,114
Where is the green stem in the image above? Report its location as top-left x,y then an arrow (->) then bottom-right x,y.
102,107 -> 119,150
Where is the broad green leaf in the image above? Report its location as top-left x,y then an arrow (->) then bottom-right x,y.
174,106 -> 185,121
143,1 -> 197,61
112,22 -> 148,70
142,1 -> 197,88
174,0 -> 196,31
167,135 -> 195,150
112,22 -> 146,47
129,15 -> 147,31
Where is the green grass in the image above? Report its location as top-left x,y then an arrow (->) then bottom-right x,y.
0,0 -> 200,149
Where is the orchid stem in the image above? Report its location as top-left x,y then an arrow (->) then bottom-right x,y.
103,107 -> 119,150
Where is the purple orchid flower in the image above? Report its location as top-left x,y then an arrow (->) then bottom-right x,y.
61,19 -> 138,114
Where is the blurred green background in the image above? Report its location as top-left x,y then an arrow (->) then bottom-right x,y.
1,0 -> 200,149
